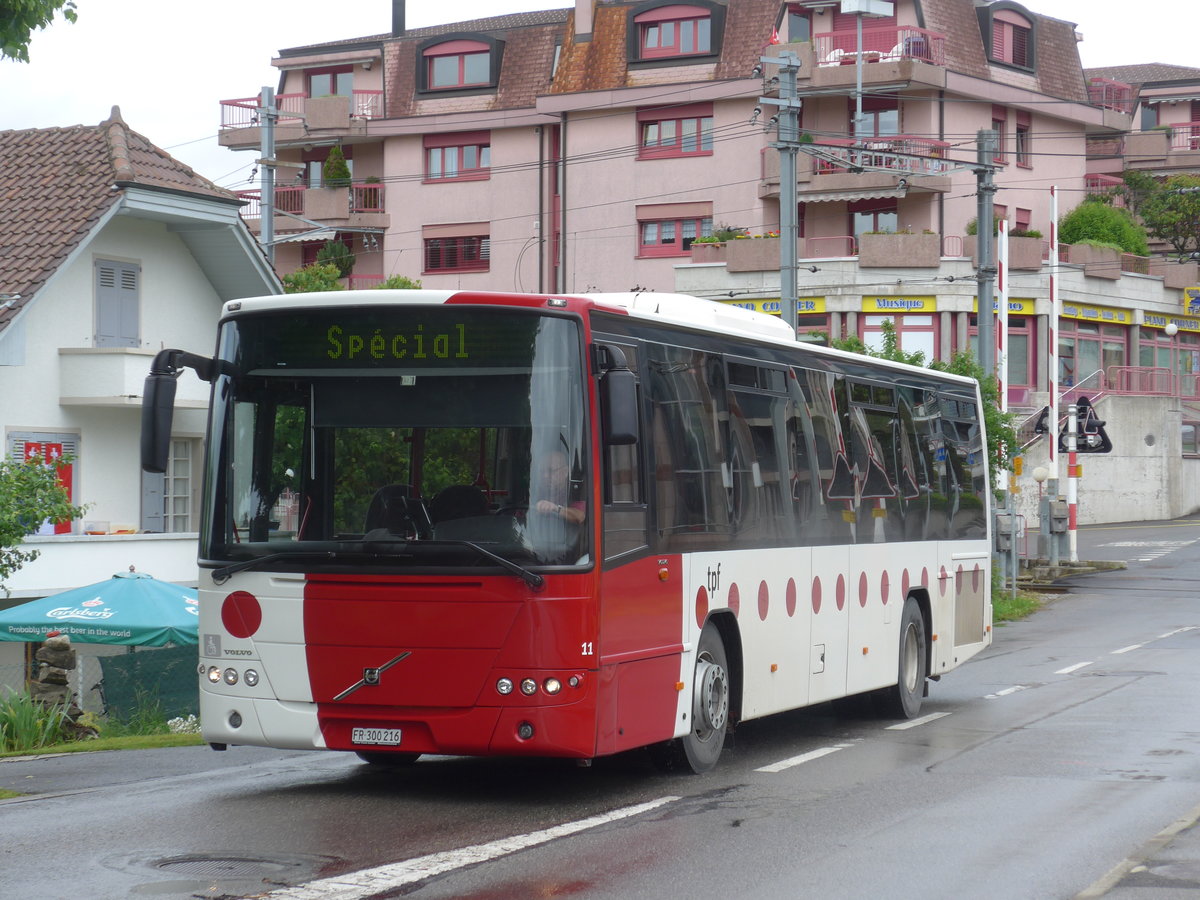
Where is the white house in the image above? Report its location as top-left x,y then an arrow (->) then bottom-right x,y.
0,107 -> 280,602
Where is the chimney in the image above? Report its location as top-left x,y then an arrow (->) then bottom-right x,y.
392,0 -> 405,36
575,0 -> 593,42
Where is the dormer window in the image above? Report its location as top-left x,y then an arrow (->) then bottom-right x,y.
418,35 -> 503,92
640,6 -> 710,57
629,2 -> 724,63
982,5 -> 1035,71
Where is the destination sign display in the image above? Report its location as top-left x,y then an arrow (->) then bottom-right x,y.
227,309 -> 564,371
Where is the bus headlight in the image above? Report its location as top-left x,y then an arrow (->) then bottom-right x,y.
496,678 -> 514,695
543,678 -> 562,695
244,669 -> 259,687
207,666 -> 222,684
223,668 -> 239,685
520,678 -> 537,696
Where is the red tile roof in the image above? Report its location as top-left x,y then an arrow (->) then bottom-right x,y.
0,107 -> 235,333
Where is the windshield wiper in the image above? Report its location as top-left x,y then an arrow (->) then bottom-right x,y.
426,539 -> 545,591
211,550 -> 338,585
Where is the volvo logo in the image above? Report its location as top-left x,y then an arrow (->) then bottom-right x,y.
333,651 -> 411,701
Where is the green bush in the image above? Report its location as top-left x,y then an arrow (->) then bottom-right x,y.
376,274 -> 422,290
1059,200 -> 1149,255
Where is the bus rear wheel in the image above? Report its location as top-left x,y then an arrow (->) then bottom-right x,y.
655,625 -> 730,774
873,597 -> 927,719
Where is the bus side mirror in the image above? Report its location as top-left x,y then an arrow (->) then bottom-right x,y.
597,345 -> 638,446
141,373 -> 177,474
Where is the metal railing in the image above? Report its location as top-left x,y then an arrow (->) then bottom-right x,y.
814,26 -> 945,66
235,184 -> 384,219
1087,77 -> 1135,114
1171,123 -> 1200,151
220,90 -> 384,129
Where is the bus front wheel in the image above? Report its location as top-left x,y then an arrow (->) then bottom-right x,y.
655,625 -> 730,774
874,597 -> 927,719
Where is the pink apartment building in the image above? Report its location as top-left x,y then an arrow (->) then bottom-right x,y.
217,1 -> 1200,522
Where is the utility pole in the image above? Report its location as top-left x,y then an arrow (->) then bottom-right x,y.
759,51 -> 803,335
260,87 -> 276,267
976,129 -> 997,380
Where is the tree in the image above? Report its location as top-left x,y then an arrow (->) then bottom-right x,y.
281,263 -> 344,293
315,239 -> 355,278
1,0 -> 76,62
321,146 -> 351,187
1129,174 -> 1200,257
1058,200 -> 1149,256
1,454 -> 86,594
830,320 -> 1017,491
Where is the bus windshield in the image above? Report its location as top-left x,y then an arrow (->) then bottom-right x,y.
201,307 -> 589,570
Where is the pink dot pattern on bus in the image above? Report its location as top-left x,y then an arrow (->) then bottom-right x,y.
881,570 -> 890,605
972,564 -> 982,593
695,586 -> 707,629
786,578 -> 797,618
728,583 -> 740,618
901,568 -> 910,598
836,574 -> 846,611
939,566 -> 948,596
222,590 -> 262,639
758,581 -> 769,621
811,577 -> 822,614
858,572 -> 868,608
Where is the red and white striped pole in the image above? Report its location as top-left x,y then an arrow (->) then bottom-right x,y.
1048,187 -> 1060,566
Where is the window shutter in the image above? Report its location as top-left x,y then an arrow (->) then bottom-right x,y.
95,260 -> 140,348
1011,26 -> 1029,67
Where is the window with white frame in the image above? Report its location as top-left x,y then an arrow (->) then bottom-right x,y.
638,213 -> 712,257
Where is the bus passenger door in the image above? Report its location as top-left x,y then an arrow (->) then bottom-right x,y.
808,545 -> 850,705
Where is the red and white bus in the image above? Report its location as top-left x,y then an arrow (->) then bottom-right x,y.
142,289 -> 992,773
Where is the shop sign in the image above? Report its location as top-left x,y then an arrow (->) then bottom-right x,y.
1059,302 -> 1131,324
863,296 -> 936,313
721,298 -> 826,315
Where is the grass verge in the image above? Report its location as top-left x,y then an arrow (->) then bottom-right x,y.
993,588 -> 1045,623
0,732 -> 205,759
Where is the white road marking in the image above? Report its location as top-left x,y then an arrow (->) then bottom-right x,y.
1055,662 -> 1093,675
1112,643 -> 1144,654
260,796 -> 679,899
886,711 -> 952,730
985,685 -> 1028,699
756,742 -> 855,773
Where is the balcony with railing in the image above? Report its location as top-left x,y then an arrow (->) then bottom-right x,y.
218,90 -> 384,149
1087,77 -> 1135,114
814,26 -> 945,66
807,26 -> 946,90
236,183 -> 388,233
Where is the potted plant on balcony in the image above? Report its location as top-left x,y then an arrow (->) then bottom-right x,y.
689,224 -> 746,263
322,146 -> 352,188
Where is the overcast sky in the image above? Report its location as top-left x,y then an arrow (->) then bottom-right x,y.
1,0 -> 1192,189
